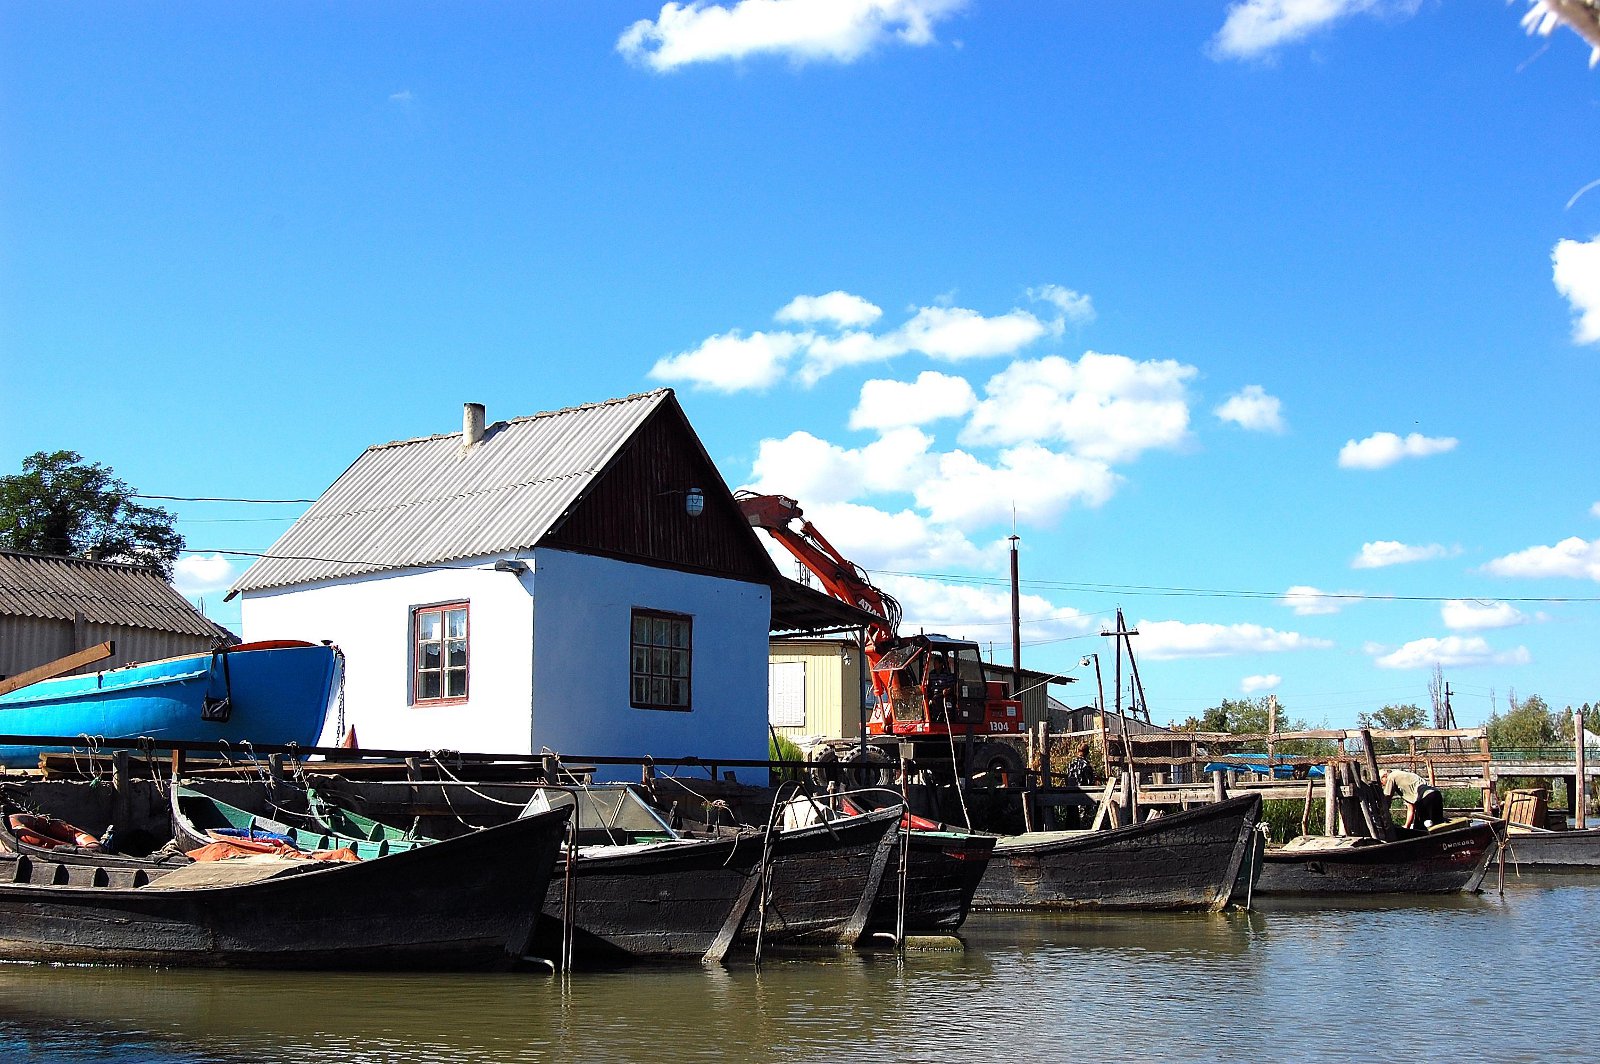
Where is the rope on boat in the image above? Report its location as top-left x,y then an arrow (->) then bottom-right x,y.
560,814 -> 578,973
941,727 -> 973,830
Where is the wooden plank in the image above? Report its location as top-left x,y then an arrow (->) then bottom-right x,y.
0,641 -> 115,697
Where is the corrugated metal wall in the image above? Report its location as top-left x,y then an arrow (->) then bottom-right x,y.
769,640 -> 863,741
0,616 -> 217,680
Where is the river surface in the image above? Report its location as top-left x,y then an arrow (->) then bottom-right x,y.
2,872 -> 1595,1063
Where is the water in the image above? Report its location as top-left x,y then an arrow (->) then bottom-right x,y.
2,873 -> 1596,1063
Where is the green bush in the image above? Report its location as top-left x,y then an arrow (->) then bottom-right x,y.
769,733 -> 805,786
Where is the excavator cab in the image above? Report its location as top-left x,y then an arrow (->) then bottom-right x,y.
869,635 -> 989,732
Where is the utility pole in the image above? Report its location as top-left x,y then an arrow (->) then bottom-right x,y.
1009,534 -> 1022,697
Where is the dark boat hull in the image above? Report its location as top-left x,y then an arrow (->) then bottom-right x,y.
972,793 -> 1263,912
0,806 -> 570,970
868,829 -> 996,934
533,833 -> 765,964
738,805 -> 901,947
1504,826 -> 1600,869
1257,820 -> 1498,895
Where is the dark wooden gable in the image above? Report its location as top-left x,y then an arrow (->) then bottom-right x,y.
541,395 -> 778,583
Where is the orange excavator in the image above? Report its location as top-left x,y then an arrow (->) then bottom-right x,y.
739,492 -> 1027,786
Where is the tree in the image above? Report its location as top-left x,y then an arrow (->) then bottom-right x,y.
0,451 -> 183,577
1358,703 -> 1429,754
1486,693 -> 1567,752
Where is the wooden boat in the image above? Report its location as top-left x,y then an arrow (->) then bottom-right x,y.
525,785 -> 767,965
0,804 -> 571,970
867,827 -> 997,935
736,800 -> 903,947
0,640 -> 341,767
1502,824 -> 1600,869
1255,819 -> 1499,895
972,793 -> 1264,912
170,783 -> 427,860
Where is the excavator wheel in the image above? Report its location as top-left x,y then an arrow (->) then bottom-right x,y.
837,744 -> 895,792
806,744 -> 841,788
968,741 -> 1026,790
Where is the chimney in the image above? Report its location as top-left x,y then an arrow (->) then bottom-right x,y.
462,403 -> 486,449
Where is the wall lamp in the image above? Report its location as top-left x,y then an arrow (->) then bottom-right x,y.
494,559 -> 529,574
658,487 -> 706,517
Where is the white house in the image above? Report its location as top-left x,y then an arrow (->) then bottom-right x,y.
228,390 -> 863,782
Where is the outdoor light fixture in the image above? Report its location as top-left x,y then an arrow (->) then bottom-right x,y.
685,487 -> 704,517
494,559 -> 528,574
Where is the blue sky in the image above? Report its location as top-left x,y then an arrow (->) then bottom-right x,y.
4,1 -> 1599,729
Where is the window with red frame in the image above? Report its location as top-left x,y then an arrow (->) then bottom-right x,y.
630,608 -> 691,711
414,603 -> 468,703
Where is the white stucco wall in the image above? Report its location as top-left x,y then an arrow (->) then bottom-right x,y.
238,558 -> 535,753
531,549 -> 771,784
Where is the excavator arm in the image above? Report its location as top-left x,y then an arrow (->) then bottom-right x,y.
736,493 -> 902,645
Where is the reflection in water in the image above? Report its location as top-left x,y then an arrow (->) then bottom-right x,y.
2,876 -> 1598,1063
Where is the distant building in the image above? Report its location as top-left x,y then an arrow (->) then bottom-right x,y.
0,550 -> 233,679
229,390 -> 860,780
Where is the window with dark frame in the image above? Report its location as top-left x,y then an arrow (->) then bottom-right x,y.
413,602 -> 468,703
630,608 -> 692,711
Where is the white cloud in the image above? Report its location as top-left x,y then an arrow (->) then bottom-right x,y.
1338,431 -> 1458,470
1134,620 -> 1334,660
893,305 -> 1050,361
1242,673 -> 1282,694
389,89 -> 414,104
1352,540 -> 1457,569
849,372 -> 977,431
1369,636 -> 1531,670
1209,0 -> 1417,61
1441,600 -> 1529,631
915,444 -> 1120,530
745,427 -> 935,504
754,499 -> 991,574
1027,284 -> 1095,325
1553,235 -> 1600,344
648,328 -> 809,391
1591,501 -> 1600,518
1282,585 -> 1346,615
617,0 -> 966,72
883,573 -> 1094,643
777,291 -> 882,329
1484,536 -> 1600,581
1214,385 -> 1286,433
962,352 -> 1197,463
173,553 -> 237,595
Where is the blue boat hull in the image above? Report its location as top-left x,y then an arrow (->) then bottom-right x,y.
0,642 -> 341,766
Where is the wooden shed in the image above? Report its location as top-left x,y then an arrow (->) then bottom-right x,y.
0,550 -> 233,680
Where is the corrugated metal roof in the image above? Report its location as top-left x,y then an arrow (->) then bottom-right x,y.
231,390 -> 672,595
0,551 -> 230,638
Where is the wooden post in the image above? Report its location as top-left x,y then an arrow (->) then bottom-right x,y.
1038,721 -> 1052,790
1212,768 -> 1227,804
170,748 -> 185,781
1324,762 -> 1339,835
1267,693 -> 1278,777
112,750 -> 132,837
1576,708 -> 1588,831
1480,733 -> 1494,813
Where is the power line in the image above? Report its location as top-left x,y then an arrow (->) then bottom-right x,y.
134,494 -> 315,504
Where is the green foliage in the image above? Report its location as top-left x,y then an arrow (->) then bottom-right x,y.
769,732 -> 805,785
0,450 -> 183,577
1487,693 -> 1572,752
1262,798 -> 1326,844
1179,696 -> 1338,758
1359,703 -> 1430,753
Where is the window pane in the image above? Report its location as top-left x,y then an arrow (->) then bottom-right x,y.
652,617 -> 671,645
672,621 -> 689,648
632,677 -> 649,703
671,680 -> 688,706
651,677 -> 669,705
418,612 -> 441,642
447,640 -> 467,667
421,643 -> 441,669
420,672 -> 441,700
633,614 -> 649,642
632,647 -> 649,675
446,669 -> 467,697
651,648 -> 670,676
446,609 -> 467,639
671,650 -> 689,677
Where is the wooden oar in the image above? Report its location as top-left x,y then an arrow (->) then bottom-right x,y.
0,641 -> 115,697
